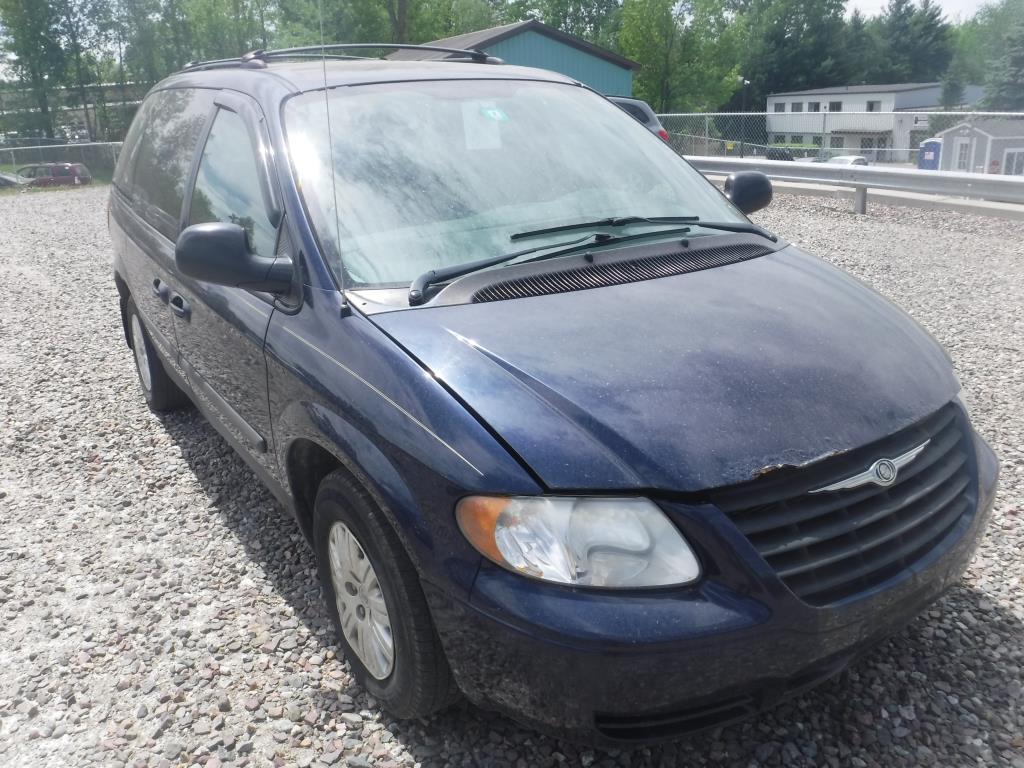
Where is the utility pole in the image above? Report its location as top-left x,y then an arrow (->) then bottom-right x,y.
739,77 -> 750,158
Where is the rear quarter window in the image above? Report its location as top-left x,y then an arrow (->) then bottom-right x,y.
123,88 -> 215,238
113,99 -> 153,192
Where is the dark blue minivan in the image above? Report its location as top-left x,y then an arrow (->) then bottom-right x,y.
109,45 -> 998,745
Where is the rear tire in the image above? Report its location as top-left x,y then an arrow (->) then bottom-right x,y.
126,296 -> 188,412
314,469 -> 459,718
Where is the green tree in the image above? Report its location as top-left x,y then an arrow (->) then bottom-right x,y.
869,0 -> 915,82
0,0 -> 64,137
54,0 -> 109,140
983,22 -> 1024,109
906,0 -> 952,81
620,0 -> 741,112
952,0 -> 1024,85
726,0 -> 846,110
841,9 -> 875,83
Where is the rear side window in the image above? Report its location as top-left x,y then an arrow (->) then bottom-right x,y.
130,88 -> 215,238
113,99 -> 153,191
55,166 -> 72,177
619,102 -> 651,125
189,108 -> 276,257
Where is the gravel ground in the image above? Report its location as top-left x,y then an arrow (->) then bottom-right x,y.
0,186 -> 1022,768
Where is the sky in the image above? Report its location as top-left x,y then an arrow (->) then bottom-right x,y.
847,0 -> 988,20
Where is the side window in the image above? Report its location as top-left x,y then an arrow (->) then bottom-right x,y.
189,108 -> 277,257
131,88 -> 215,238
113,98 -> 154,192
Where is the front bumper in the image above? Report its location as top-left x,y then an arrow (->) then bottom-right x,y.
426,430 -> 998,745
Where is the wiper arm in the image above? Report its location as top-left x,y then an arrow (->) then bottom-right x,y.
408,225 -> 694,305
688,220 -> 777,242
510,215 -> 699,242
408,233 -> 597,305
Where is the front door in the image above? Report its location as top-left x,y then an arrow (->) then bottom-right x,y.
169,94 -> 281,476
115,88 -> 215,373
954,137 -> 972,171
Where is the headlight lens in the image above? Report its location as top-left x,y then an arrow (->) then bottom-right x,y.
456,496 -> 700,588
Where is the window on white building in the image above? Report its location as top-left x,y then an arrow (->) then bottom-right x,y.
830,136 -> 844,148
773,134 -> 785,144
808,102 -> 821,112
791,102 -> 803,113
774,103 -> 785,113
829,101 -> 842,112
867,100 -> 881,112
1004,150 -> 1023,175
812,135 -> 823,147
790,135 -> 804,144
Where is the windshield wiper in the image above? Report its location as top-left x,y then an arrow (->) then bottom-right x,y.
407,226 -> 693,305
409,233 -> 597,305
510,215 -> 776,243
510,215 -> 699,241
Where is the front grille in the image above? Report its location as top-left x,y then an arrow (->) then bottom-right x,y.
470,243 -> 772,303
711,404 -> 974,607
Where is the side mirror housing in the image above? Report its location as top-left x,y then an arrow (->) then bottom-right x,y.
725,171 -> 773,214
176,222 -> 292,293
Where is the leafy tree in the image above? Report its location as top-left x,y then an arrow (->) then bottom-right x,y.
0,0 -> 64,137
621,0 -> 741,112
869,0 -> 915,82
983,22 -> 1024,109
841,9 -> 875,84
952,0 -> 1024,85
906,0 -> 952,81
726,0 -> 846,110
54,0 -> 108,140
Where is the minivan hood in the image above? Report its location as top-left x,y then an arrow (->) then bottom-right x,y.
371,245 -> 959,492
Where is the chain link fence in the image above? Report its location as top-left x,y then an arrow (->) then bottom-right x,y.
1,142 -> 123,183
657,111 -> 1024,174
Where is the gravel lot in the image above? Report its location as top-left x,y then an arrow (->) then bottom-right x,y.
0,186 -> 1022,768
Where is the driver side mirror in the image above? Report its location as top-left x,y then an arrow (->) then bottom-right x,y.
725,171 -> 773,215
176,222 -> 292,293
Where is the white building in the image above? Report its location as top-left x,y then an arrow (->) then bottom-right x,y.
765,83 -> 985,162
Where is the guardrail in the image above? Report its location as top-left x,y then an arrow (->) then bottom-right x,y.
684,156 -> 1024,214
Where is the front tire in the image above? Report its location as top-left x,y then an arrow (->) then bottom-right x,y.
126,297 -> 188,412
314,469 -> 459,718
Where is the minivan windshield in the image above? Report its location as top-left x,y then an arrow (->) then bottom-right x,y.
285,79 -> 745,288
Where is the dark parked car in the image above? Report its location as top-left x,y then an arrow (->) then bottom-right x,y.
607,95 -> 670,142
109,45 -> 998,746
17,162 -> 93,187
765,146 -> 795,161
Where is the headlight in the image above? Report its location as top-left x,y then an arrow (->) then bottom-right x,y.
456,496 -> 700,588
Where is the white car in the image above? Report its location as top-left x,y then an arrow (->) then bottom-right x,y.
827,155 -> 869,166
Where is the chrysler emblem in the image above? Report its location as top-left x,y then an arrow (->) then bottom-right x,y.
810,440 -> 930,494
873,458 -> 898,485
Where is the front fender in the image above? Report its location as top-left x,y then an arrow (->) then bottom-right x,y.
266,286 -> 542,597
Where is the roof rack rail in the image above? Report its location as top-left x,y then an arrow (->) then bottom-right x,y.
181,43 -> 504,72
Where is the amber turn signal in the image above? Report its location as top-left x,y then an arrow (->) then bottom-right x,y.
455,496 -> 510,565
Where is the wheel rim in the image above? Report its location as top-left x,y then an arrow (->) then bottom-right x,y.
130,314 -> 152,392
328,521 -> 395,679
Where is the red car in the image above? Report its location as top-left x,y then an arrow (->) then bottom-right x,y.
16,162 -> 93,187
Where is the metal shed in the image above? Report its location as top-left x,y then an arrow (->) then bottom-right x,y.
937,118 -> 1024,175
389,20 -> 638,97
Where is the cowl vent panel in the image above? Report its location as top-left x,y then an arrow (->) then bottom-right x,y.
470,242 -> 773,303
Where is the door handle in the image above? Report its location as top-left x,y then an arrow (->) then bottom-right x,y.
169,293 -> 191,321
151,278 -> 170,302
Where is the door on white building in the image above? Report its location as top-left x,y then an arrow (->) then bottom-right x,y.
953,137 -> 971,171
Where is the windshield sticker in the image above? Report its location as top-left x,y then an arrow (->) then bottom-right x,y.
462,101 -> 503,150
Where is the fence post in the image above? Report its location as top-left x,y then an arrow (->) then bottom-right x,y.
704,115 -> 709,156
853,186 -> 867,215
